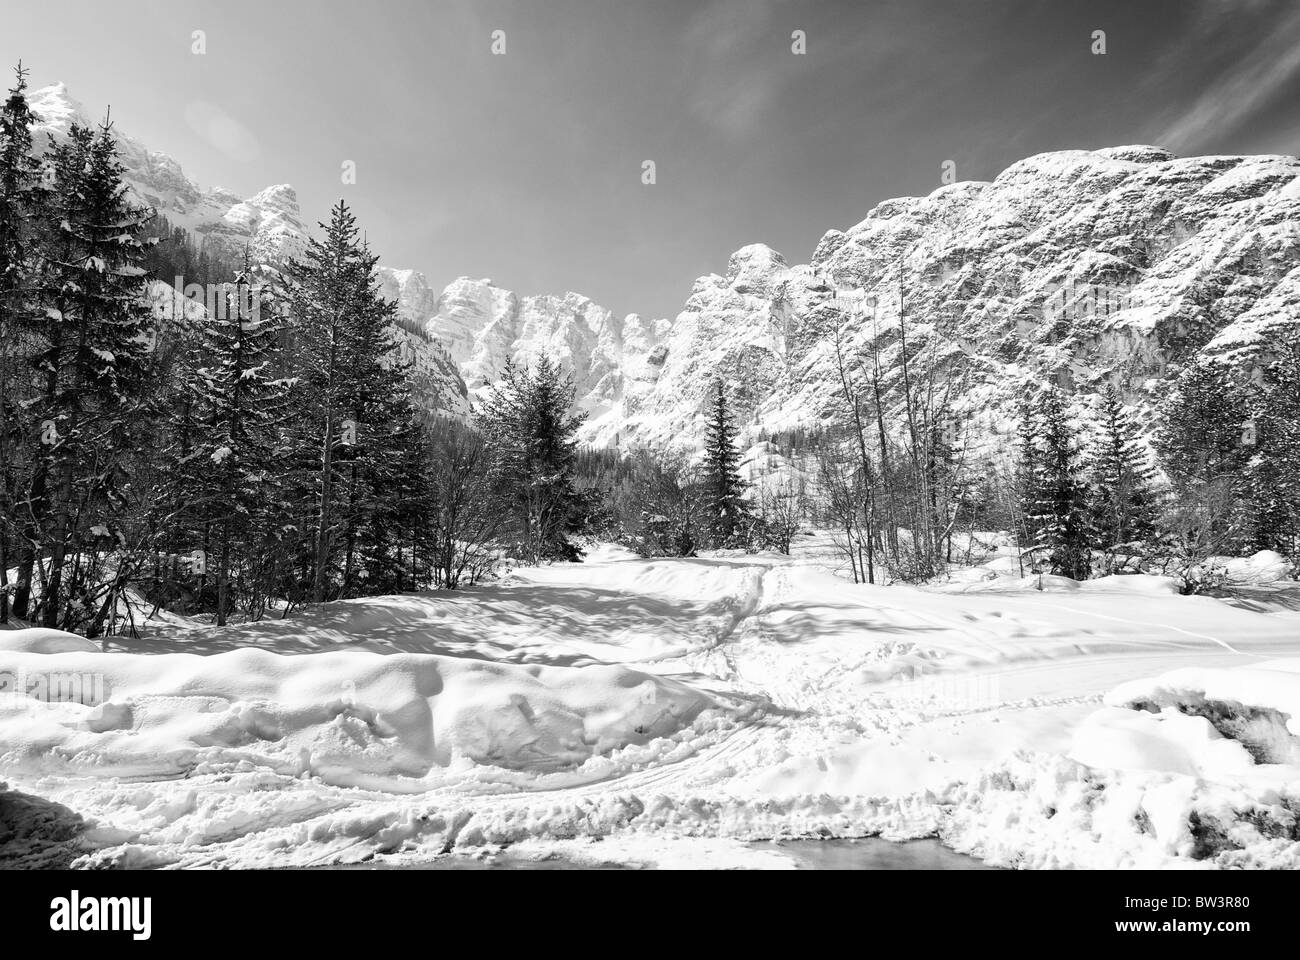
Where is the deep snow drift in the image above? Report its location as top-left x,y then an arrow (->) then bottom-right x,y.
0,647 -> 715,784
3,542 -> 1300,869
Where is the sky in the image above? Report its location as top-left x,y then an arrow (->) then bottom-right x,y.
4,0 -> 1300,320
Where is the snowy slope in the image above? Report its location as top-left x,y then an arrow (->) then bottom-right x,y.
4,544 -> 1300,869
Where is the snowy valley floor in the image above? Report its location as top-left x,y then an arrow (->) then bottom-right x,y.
3,542 -> 1300,869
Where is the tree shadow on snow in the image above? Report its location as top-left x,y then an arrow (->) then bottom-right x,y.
757,602 -> 950,646
105,582 -> 733,668
1216,583 -> 1300,615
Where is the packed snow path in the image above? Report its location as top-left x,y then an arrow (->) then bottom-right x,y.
3,544 -> 1300,869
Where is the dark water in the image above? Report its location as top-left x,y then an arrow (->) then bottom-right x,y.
327,838 -> 995,871
763,838 -> 996,870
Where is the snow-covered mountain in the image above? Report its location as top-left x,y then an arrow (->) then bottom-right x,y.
427,277 -> 669,437
30,83 -> 309,264
596,147 -> 1300,453
420,146 -> 1300,455
377,269 -> 471,418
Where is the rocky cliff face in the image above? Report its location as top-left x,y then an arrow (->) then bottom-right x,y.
803,147 -> 1300,430
427,277 -> 669,438
416,146 -> 1299,455
377,269 -> 471,419
30,84 -> 310,264
584,146 -> 1300,453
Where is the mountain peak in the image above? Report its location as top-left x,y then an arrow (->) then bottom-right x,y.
725,243 -> 788,296
247,183 -> 300,217
28,81 -> 84,129
31,80 -> 73,101
27,82 -> 307,264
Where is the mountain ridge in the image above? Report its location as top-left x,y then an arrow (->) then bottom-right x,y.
28,81 -> 1300,455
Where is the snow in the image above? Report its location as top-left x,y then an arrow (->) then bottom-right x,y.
3,542 -> 1300,869
0,647 -> 715,785
1107,663 -> 1300,745
1224,550 -> 1293,584
0,628 -> 101,654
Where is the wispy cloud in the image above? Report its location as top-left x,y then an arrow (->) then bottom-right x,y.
1150,0 -> 1300,154
679,0 -> 904,139
680,0 -> 790,136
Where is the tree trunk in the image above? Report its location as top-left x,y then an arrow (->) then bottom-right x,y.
312,415 -> 336,603
12,460 -> 46,619
42,462 -> 75,629
216,517 -> 230,627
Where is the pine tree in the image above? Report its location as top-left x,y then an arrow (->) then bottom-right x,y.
0,63 -> 44,622
337,252 -> 422,597
1013,401 -> 1041,564
1248,335 -> 1300,558
167,260 -> 291,623
284,201 -> 418,602
1154,358 -> 1252,555
701,379 -> 749,547
1156,360 -> 1250,485
1090,385 -> 1158,563
478,355 -> 587,564
16,119 -> 155,628
1022,389 -> 1092,580
347,381 -> 425,595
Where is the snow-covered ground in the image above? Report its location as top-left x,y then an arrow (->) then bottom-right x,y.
3,540 -> 1300,869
